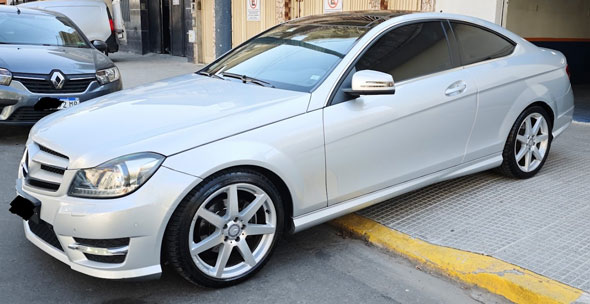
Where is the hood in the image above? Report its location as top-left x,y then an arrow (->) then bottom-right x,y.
31,74 -> 311,169
0,45 -> 112,74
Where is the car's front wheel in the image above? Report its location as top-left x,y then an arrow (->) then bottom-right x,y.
164,170 -> 284,287
498,105 -> 552,178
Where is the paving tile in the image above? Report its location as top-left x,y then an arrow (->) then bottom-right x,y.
357,123 -> 590,292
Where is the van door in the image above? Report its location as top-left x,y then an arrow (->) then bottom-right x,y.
111,0 -> 127,44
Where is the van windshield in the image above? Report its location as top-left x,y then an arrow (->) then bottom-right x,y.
0,12 -> 89,48
201,24 -> 369,93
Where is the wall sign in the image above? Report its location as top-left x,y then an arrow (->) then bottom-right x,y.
247,0 -> 261,21
324,0 -> 343,13
173,0 -> 180,5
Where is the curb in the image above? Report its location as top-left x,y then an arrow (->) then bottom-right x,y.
332,213 -> 588,304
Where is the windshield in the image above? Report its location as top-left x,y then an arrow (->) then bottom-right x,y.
0,12 -> 89,48
202,24 -> 369,92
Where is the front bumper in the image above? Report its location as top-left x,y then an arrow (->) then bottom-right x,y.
16,166 -> 200,280
0,78 -> 121,124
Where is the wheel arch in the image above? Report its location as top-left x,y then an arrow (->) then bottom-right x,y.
527,101 -> 555,129
211,164 -> 295,234
159,163 -> 297,268
500,85 -> 559,149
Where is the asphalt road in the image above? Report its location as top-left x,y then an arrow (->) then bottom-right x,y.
0,53 -> 506,304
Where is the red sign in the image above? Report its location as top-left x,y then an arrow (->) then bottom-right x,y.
249,0 -> 258,9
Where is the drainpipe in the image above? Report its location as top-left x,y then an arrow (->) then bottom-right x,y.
215,0 -> 232,58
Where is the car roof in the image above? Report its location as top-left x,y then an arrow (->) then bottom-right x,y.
0,5 -> 64,17
287,10 -> 415,28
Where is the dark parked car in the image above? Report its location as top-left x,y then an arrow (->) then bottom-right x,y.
0,6 -> 122,124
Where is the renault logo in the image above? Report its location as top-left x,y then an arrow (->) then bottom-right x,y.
50,71 -> 66,89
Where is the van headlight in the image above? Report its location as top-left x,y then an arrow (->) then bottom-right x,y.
96,67 -> 120,85
68,152 -> 164,198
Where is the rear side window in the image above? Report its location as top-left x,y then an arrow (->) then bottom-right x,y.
451,22 -> 515,65
355,21 -> 453,82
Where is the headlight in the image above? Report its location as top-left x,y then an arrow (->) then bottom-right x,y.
68,152 -> 164,198
96,67 -> 120,85
0,68 -> 12,86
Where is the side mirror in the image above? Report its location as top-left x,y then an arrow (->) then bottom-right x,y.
92,40 -> 108,52
343,70 -> 395,98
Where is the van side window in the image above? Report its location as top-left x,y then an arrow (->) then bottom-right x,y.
451,22 -> 515,65
355,21 -> 453,82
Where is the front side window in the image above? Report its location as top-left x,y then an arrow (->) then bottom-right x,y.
451,22 -> 515,65
0,12 -> 88,48
202,24 -> 369,92
355,21 -> 453,82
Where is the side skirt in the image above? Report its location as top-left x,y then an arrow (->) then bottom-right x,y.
291,153 -> 503,233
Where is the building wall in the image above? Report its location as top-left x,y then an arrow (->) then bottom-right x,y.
505,0 -> 590,39
200,0 -> 216,63
435,0 -> 505,24
231,0 -> 279,47
120,0 -> 149,54
228,0 -> 424,51
505,0 -> 590,84
184,0 -> 194,60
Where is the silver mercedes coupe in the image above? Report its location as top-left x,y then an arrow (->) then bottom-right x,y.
10,11 -> 573,287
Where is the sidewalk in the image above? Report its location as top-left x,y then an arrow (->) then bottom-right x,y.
110,52 -> 203,88
335,121 -> 590,303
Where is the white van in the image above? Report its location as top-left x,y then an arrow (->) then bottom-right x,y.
19,0 -> 124,54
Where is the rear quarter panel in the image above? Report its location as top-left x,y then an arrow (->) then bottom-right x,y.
463,43 -> 571,162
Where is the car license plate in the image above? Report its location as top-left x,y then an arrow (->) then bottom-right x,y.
9,195 -> 41,222
57,97 -> 80,110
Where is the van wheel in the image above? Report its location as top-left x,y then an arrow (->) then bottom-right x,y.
164,170 -> 284,288
497,106 -> 552,179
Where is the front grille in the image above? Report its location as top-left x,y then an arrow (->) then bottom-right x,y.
14,74 -> 95,94
28,220 -> 63,251
27,178 -> 60,191
25,142 -> 69,192
40,164 -> 66,175
39,144 -> 68,159
74,238 -> 130,264
7,107 -> 57,122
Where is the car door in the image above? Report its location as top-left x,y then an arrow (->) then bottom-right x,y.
447,21 -> 518,162
323,21 -> 478,205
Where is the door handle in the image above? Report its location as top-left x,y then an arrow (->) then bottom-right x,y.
445,81 -> 467,96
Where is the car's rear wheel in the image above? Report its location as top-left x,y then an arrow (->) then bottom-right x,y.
498,106 -> 552,178
164,170 -> 283,288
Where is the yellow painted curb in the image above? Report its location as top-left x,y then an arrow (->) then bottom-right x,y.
331,213 -> 584,304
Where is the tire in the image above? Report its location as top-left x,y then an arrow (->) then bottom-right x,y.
497,105 -> 552,179
164,169 -> 284,288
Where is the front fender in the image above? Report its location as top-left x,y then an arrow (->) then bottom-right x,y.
162,110 -> 327,217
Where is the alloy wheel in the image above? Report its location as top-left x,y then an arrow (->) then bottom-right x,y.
514,112 -> 550,173
188,183 -> 277,279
